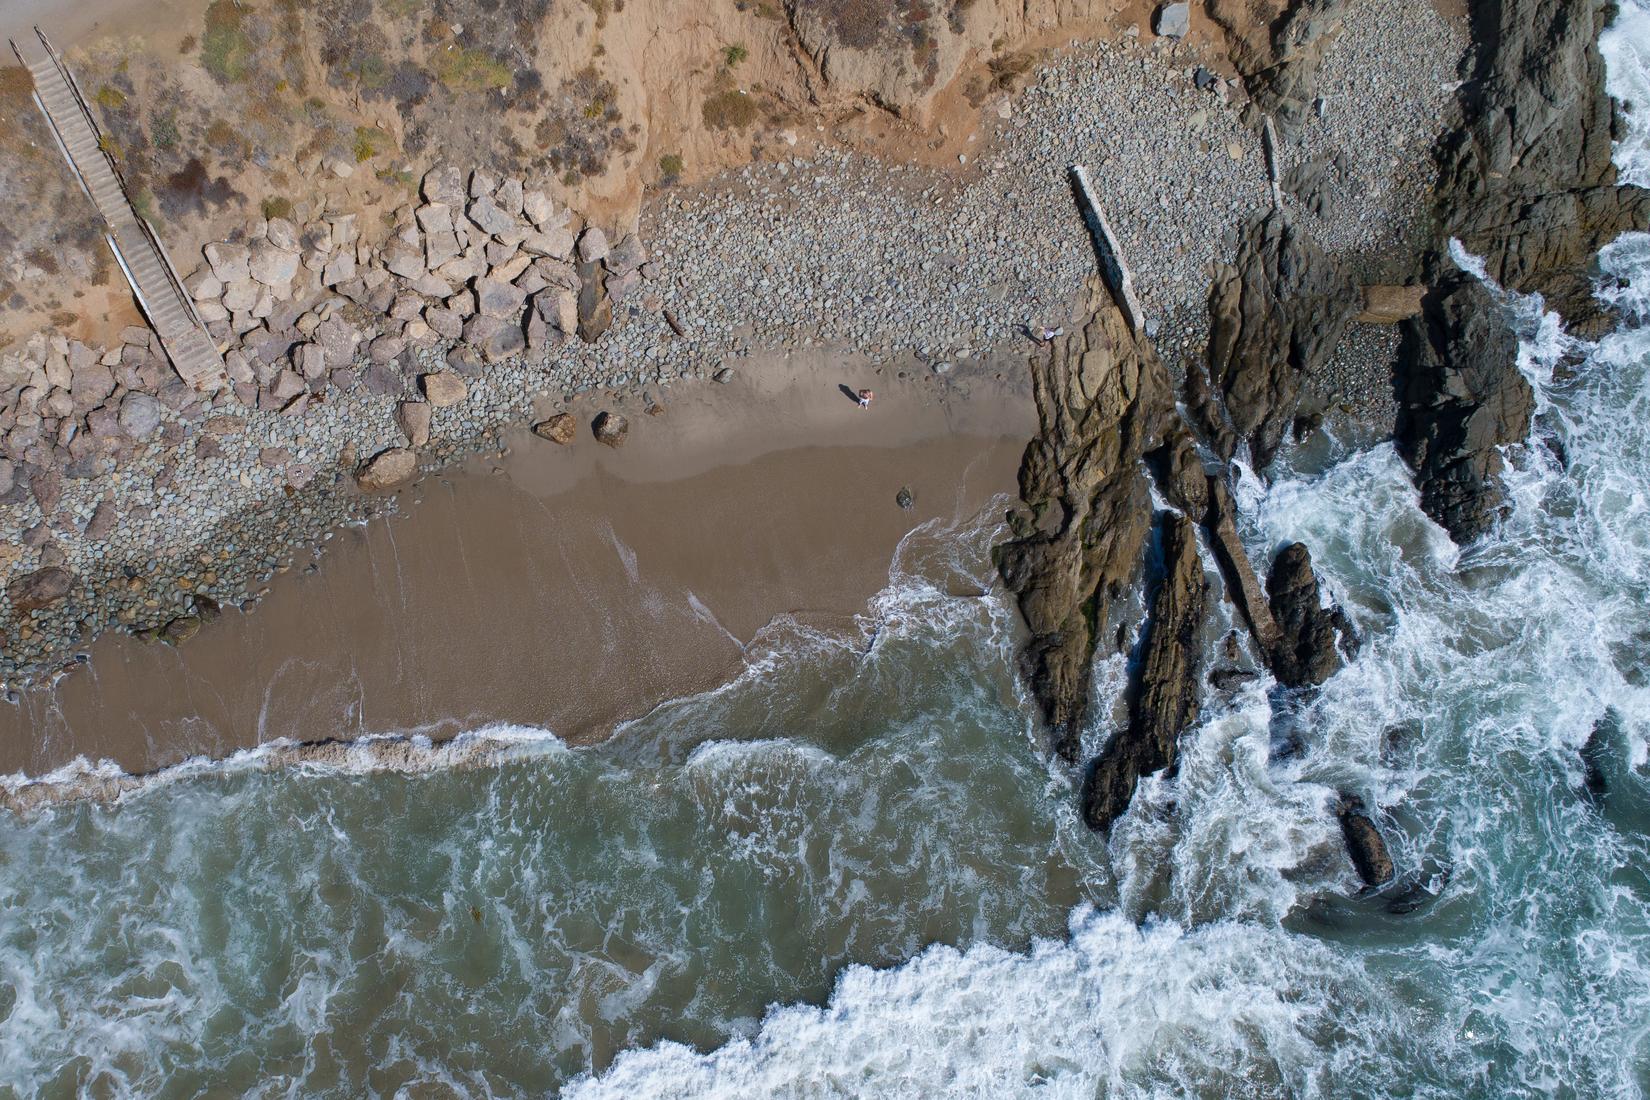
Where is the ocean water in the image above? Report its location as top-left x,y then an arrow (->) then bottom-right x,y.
7,15 -> 1650,1100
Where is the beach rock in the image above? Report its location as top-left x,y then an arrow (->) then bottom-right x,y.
895,486 -> 914,510
533,413 -> 578,445
996,277 -> 1177,762
118,392 -> 163,440
468,195 -> 518,238
1266,542 -> 1355,688
522,189 -> 556,228
475,277 -> 527,320
1395,274 -> 1533,543
161,615 -> 201,645
1337,795 -> 1395,887
421,372 -> 468,407
1357,284 -> 1425,324
1152,1 -> 1189,38
9,565 -> 73,612
266,217 -> 300,252
1189,210 -> 1357,470
204,241 -> 250,283
248,241 -> 300,287
422,165 -> 465,208
396,401 -> 432,447
576,260 -> 613,343
592,411 -> 629,447
355,447 -> 418,491
84,498 -> 118,541
462,315 -> 525,362
1080,512 -> 1207,832
578,226 -> 610,263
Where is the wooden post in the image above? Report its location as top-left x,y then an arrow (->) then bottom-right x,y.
1069,164 -> 1145,333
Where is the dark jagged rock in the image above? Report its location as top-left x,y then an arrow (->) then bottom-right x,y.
1206,0 -> 1348,138
1581,709 -> 1617,797
996,278 -> 1177,762
1202,476 -> 1282,655
576,258 -> 613,344
1080,512 -> 1209,832
1266,542 -> 1356,688
1337,794 -> 1395,887
1395,274 -> 1534,543
1146,426 -> 1208,520
1435,0 -> 1650,333
1190,210 -> 1358,470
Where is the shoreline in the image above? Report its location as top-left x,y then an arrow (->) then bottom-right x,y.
0,0 -> 1465,786
0,349 -> 1035,793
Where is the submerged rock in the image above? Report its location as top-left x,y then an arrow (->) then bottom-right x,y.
996,277 -> 1176,761
1394,274 -> 1533,544
1337,795 -> 1395,887
1081,512 -> 1209,832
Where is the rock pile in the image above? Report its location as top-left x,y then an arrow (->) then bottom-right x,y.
182,167 -> 652,413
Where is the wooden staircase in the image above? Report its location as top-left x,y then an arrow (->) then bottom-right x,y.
10,28 -> 224,388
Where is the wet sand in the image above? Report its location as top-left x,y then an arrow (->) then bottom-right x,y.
0,351 -> 1035,784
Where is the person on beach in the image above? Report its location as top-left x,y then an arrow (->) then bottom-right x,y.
857,388 -> 874,410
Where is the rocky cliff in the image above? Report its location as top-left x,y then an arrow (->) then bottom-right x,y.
1435,0 -> 1650,334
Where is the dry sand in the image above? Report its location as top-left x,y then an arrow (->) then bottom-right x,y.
0,350 -> 1035,782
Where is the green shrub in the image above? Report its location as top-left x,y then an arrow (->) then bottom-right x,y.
432,46 -> 513,93
201,0 -> 253,84
94,86 -> 127,110
723,43 -> 748,67
261,195 -> 293,220
352,125 -> 391,161
702,89 -> 757,130
659,152 -> 684,180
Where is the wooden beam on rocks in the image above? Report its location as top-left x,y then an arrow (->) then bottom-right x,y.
1263,116 -> 1285,211
1069,164 -> 1146,334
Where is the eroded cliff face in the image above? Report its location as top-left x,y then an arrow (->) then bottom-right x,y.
995,277 -> 1176,763
1205,0 -> 1350,137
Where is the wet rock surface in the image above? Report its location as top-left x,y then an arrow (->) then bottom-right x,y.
1266,541 -> 1355,688
1080,512 -> 1209,833
996,279 -> 1176,762
1394,274 -> 1533,544
1337,795 -> 1396,887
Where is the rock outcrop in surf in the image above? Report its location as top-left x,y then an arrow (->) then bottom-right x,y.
1080,512 -> 1208,832
996,277 -> 1176,763
1435,0 -> 1650,336
1266,542 -> 1356,688
1394,273 -> 1533,544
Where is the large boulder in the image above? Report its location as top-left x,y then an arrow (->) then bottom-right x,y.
396,401 -> 432,447
355,447 -> 419,491
462,314 -> 525,362
1394,273 -> 1533,544
1080,512 -> 1208,832
9,565 -> 73,612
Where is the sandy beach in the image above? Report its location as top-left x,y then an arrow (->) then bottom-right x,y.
0,350 -> 1034,783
